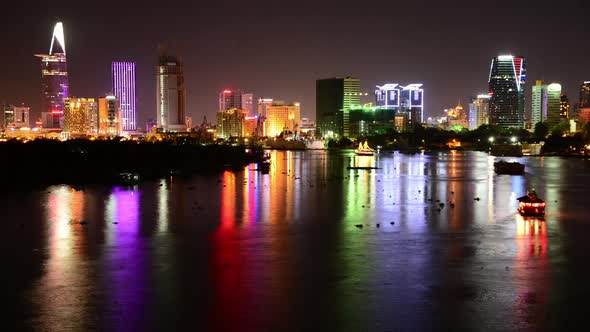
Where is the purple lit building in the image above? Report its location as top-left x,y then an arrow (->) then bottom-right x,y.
112,62 -> 137,132
35,22 -> 69,129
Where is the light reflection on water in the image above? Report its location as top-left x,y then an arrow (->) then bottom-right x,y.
10,151 -> 590,330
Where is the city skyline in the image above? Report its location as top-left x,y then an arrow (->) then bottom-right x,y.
1,1 -> 589,127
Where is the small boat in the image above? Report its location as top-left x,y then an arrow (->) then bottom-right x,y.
517,190 -> 545,216
258,153 -> 271,173
118,172 -> 140,185
494,160 -> 525,175
355,141 -> 375,156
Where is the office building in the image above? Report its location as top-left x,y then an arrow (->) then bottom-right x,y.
99,95 -> 121,136
112,61 -> 136,132
316,77 -> 360,138
348,105 -> 396,137
488,55 -> 526,128
264,101 -> 301,137
560,95 -> 570,121
468,94 -> 490,129
157,53 -> 185,131
216,108 -> 246,139
35,22 -> 69,128
242,93 -> 254,115
531,81 -> 562,127
1,105 -> 31,130
580,81 -> 590,108
63,98 -> 98,135
218,89 -> 254,114
371,83 -> 424,133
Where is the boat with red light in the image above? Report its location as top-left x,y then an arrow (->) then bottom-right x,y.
517,190 -> 546,216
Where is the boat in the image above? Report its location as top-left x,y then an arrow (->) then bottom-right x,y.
258,152 -> 271,173
355,141 -> 375,156
517,190 -> 546,216
494,160 -> 525,175
118,172 -> 140,185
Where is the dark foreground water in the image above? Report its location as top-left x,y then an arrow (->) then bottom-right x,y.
3,150 -> 590,331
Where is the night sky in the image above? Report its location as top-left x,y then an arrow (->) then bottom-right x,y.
2,0 -> 588,127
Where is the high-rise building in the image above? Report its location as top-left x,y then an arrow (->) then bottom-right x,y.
531,81 -> 561,128
63,97 -> 98,135
264,101 -> 301,137
157,54 -> 185,132
219,89 -> 242,111
400,84 -> 424,126
242,93 -> 254,115
372,83 -> 424,133
35,22 -> 69,129
468,94 -> 490,129
112,62 -> 136,132
316,77 -> 360,138
560,95 -> 570,121
99,95 -> 121,136
218,90 -> 254,114
579,81 -> 590,108
216,108 -> 246,139
1,105 -> 30,130
488,55 -> 526,128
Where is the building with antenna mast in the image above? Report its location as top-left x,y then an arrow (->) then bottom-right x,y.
34,22 -> 69,129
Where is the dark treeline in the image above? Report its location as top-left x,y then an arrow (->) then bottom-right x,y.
0,139 -> 262,189
327,123 -> 590,154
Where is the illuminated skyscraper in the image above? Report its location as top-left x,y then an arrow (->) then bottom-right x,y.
560,95 -> 570,120
63,97 -> 98,135
488,55 -> 526,128
112,62 -> 136,132
531,81 -> 561,127
218,89 -> 254,113
579,81 -> 590,108
219,89 -> 242,111
99,95 -> 121,136
157,53 -> 185,131
468,94 -> 490,129
371,83 -> 424,133
35,22 -> 69,129
316,77 -> 360,137
263,101 -> 301,137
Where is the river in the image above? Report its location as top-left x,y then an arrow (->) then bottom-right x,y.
3,150 -> 590,331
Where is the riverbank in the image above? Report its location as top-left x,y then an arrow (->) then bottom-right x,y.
0,139 -> 263,189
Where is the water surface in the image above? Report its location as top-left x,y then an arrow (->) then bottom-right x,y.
4,150 -> 590,331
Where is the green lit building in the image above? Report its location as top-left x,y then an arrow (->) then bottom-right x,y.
316,77 -> 360,138
348,105 -> 396,137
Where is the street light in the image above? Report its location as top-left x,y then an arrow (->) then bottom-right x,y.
488,136 -> 495,143
510,136 -> 517,143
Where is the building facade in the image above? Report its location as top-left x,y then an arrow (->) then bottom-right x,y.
531,81 -> 561,128
157,54 -> 185,131
316,77 -> 360,138
488,55 -> 526,128
35,22 -> 69,129
112,61 -> 136,132
264,101 -> 301,137
216,108 -> 246,139
1,105 -> 31,130
468,94 -> 490,129
63,98 -> 98,135
580,81 -> 590,109
99,95 -> 121,136
371,83 -> 424,133
560,94 -> 570,121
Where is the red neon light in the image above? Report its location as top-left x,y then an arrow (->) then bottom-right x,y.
223,90 -> 232,94
51,111 -> 63,114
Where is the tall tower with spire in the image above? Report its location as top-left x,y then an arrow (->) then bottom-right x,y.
35,22 -> 69,129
